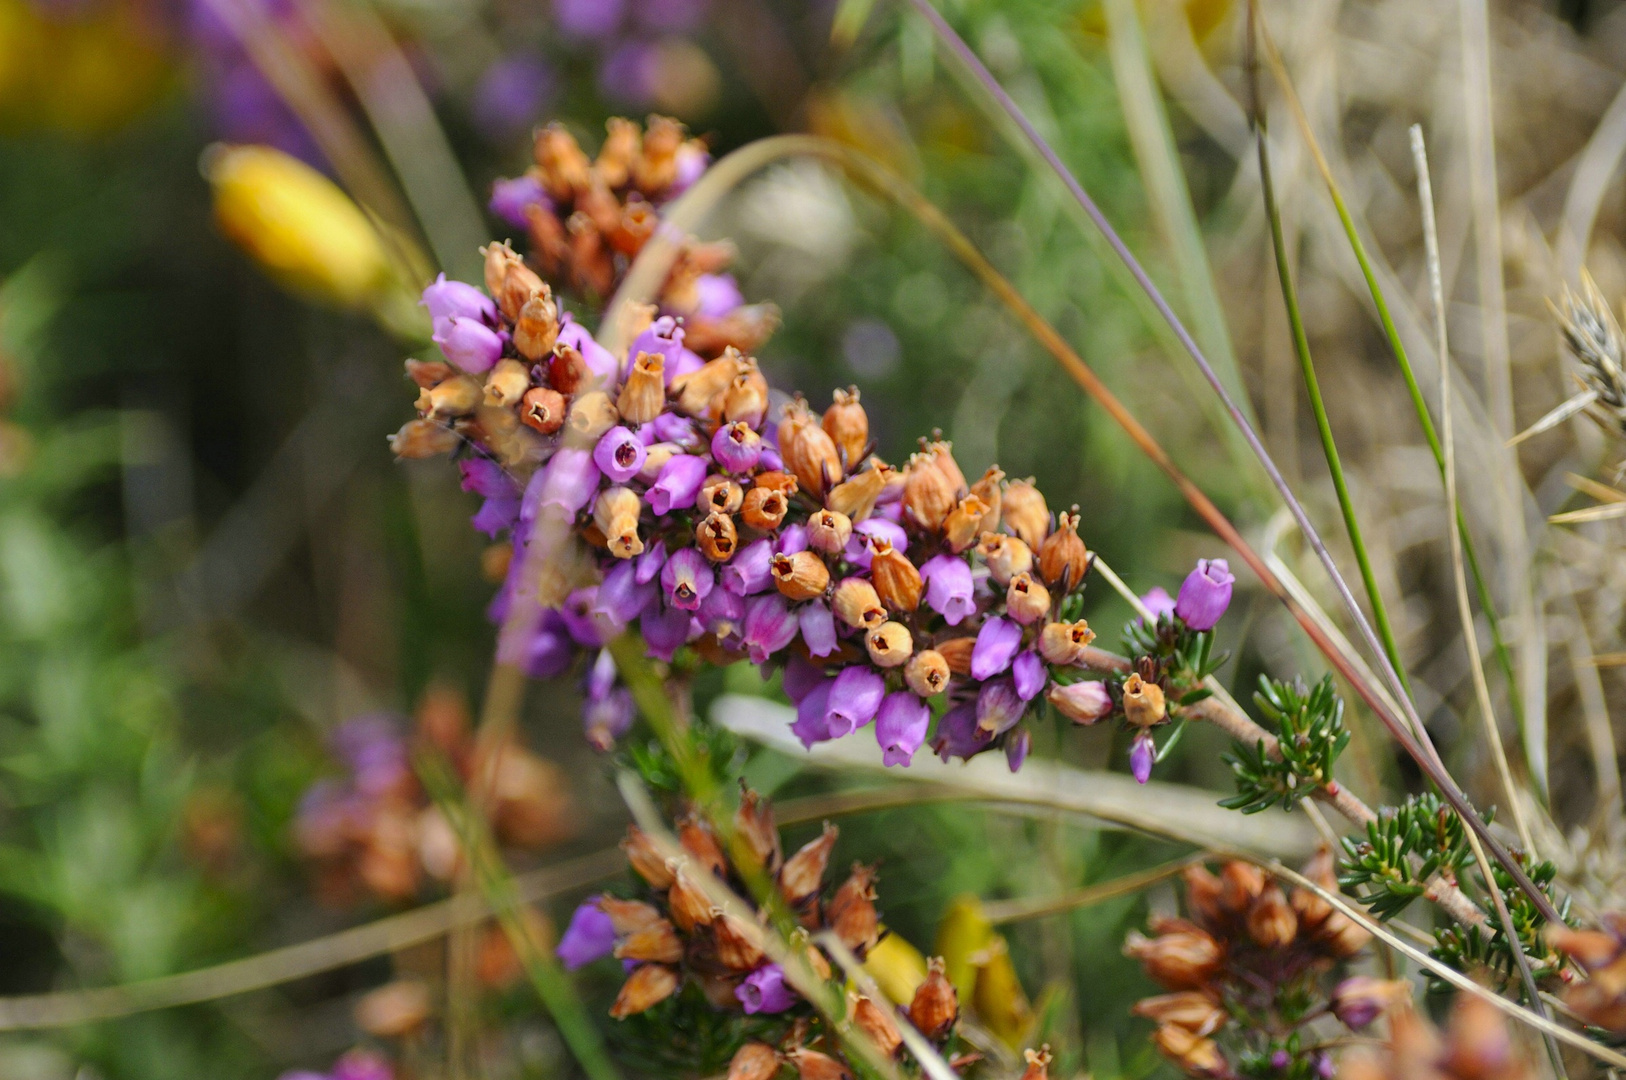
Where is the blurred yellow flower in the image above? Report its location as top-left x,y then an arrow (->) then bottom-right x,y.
204,143 -> 392,310
934,895 -> 1034,1049
0,0 -> 169,135
861,928 -> 928,1004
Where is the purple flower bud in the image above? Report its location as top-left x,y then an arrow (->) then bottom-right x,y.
711,422 -> 763,473
489,174 -> 550,230
799,600 -> 838,657
593,426 -> 647,484
694,273 -> 744,318
649,411 -> 695,445
330,1050 -> 393,1080
742,594 -> 797,664
875,691 -> 929,767
1005,728 -> 1031,773
1140,585 -> 1177,620
844,518 -> 908,570
1269,1050 -> 1291,1071
920,554 -> 976,626
627,316 -> 684,378
721,538 -> 774,596
661,547 -> 714,611
758,446 -> 784,472
537,447 -> 603,514
791,679 -> 834,748
473,56 -> 556,143
1049,679 -> 1113,724
557,317 -> 621,390
332,714 -> 408,796
647,454 -> 708,515
700,586 -> 745,639
592,560 -> 654,637
737,962 -> 796,1014
1130,732 -> 1155,784
586,648 -> 617,700
583,687 -> 635,751
559,587 -> 605,647
641,601 -> 692,662
1174,558 -> 1234,631
636,542 -> 668,585
782,654 -> 827,704
971,615 -> 1023,680
826,665 -> 885,736
976,678 -> 1025,736
669,348 -> 705,383
776,523 -> 807,555
1012,650 -> 1047,701
421,272 -> 496,323
933,701 -> 993,762
556,898 -> 616,969
554,0 -> 623,37
1316,1053 -> 1335,1080
471,493 -> 520,538
526,612 -> 574,679
669,142 -> 709,197
432,314 -> 503,374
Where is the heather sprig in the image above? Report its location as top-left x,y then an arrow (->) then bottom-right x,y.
1220,676 -> 1350,816
1337,792 -> 1476,922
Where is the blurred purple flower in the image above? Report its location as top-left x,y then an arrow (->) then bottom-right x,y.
537,447 -> 602,514
330,1051 -> 394,1080
557,899 -> 617,969
976,678 -> 1024,737
781,654 -> 826,703
489,175 -> 550,231
742,594 -> 796,664
641,601 -> 691,661
721,538 -> 773,596
331,714 -> 408,796
598,40 -> 658,106
799,600 -> 837,657
554,0 -> 624,39
1012,650 -> 1046,701
432,314 -> 503,374
693,273 -> 743,318
1140,585 -> 1176,620
737,963 -> 795,1013
473,54 -> 557,142
526,611 -> 575,678
424,273 -> 497,324
791,679 -> 834,748
933,701 -> 991,761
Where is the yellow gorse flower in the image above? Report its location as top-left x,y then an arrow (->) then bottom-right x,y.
204,144 -> 391,310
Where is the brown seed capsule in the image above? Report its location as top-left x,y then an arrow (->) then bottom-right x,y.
908,957 -> 959,1040
866,622 -> 914,668
353,979 -> 432,1038
850,992 -> 903,1057
1121,673 -> 1167,729
667,869 -> 714,932
969,466 -> 1004,532
622,826 -> 674,889
633,115 -> 686,192
639,443 -> 681,483
905,650 -> 950,697
831,577 -> 886,630
612,198 -> 657,257
1246,884 -> 1298,950
1182,864 -> 1226,931
617,351 -> 666,424
594,487 -> 645,559
1290,846 -> 1337,932
936,636 -> 975,676
753,470 -> 800,495
721,359 -> 769,427
780,822 -> 837,907
594,116 -> 641,188
615,920 -> 683,964
773,552 -> 831,601
1220,861 -> 1266,917
405,358 -> 455,388
482,240 -> 524,299
1019,1046 -> 1052,1080
1315,908 -> 1373,960
566,390 -> 619,442
740,486 -> 788,531
870,542 -> 923,612
1123,927 -> 1223,991
499,262 -> 545,324
1132,991 -> 1226,1037
734,785 -> 782,873
829,864 -> 880,955
1039,510 -> 1088,591
902,451 -> 957,532
925,439 -> 967,494
699,474 -> 744,516
785,1048 -> 853,1080
1152,1022 -> 1226,1078
418,374 -> 483,418
512,289 -> 559,360
942,494 -> 990,553
483,358 -> 531,408
549,342 -> 591,396
807,509 -> 853,555
778,399 -> 844,498
534,122 -> 592,199
978,532 -> 1033,586
671,350 -> 741,416
1005,572 -> 1051,625
822,386 -> 869,468
824,460 -> 895,522
713,911 -> 768,971
599,896 -> 665,935
678,817 -> 728,878
389,418 -> 460,459
517,387 -> 566,435
728,1043 -> 781,1080
609,963 -> 679,1019
1001,479 -> 1050,550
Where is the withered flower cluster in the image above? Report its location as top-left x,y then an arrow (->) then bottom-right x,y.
1125,853 -> 1378,1079
294,690 -> 572,904
1341,996 -> 1533,1080
1547,913 -> 1626,1032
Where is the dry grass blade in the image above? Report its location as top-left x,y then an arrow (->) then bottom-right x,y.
1565,473 -> 1626,504
980,857 -> 1205,925
1509,391 -> 1600,447
1549,503 -> 1626,525
1583,652 -> 1626,668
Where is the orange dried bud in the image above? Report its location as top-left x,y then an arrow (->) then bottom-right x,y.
667,869 -> 714,932
722,360 -> 769,427
354,979 -> 432,1037
534,122 -> 592,200
483,358 -> 532,408
978,532 -> 1033,586
615,919 -> 683,964
481,240 -> 525,301
773,551 -> 830,601
1123,927 -> 1223,990
1220,861 -> 1266,916
779,399 -> 843,498
786,1047 -> 853,1080
713,911 -> 768,971
622,826 -> 674,889
609,963 -> 679,1018
780,822 -> 837,907
617,351 -> 666,424
549,342 -> 591,396
969,466 -> 1004,532
696,512 -> 739,562
1132,991 -> 1226,1037
1315,910 -> 1372,959
753,471 -> 800,495
519,386 -> 567,435
1019,1046 -> 1052,1080
936,637 -> 975,676
594,487 -> 644,559
1153,1022 -> 1227,1078
905,650 -> 950,697
741,486 -> 789,530
825,460 -> 895,522
633,115 -> 686,192
925,439 -> 967,493
850,992 -> 903,1057
418,375 -> 483,418
828,864 -> 880,954
512,289 -> 560,361
567,390 -> 619,441
481,542 -> 512,583
832,578 -> 886,630
672,349 -> 741,417
1548,925 -> 1623,971
866,622 -> 914,668
1038,510 -> 1088,591
1291,847 -> 1337,931
1122,673 -> 1167,729
390,418 -> 460,459
734,784 -> 782,873
728,1043 -> 781,1080
870,542 -> 923,612
822,386 -> 869,468
1038,620 -> 1095,665
1005,572 -> 1051,625
594,116 -> 641,188
1246,884 -> 1298,949
902,451 -> 957,532
807,509 -> 853,555
942,494 -> 990,553
499,260 -> 545,323
406,358 -> 454,388
679,816 -> 728,878
699,474 -> 745,516
1001,479 -> 1050,550
908,957 -> 959,1040
1182,864 -> 1226,931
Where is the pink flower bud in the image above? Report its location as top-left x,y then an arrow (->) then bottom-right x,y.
826,666 -> 885,737
1048,680 -> 1113,724
648,453 -> 709,515
742,594 -> 797,663
875,691 -> 929,767
432,314 -> 503,374
421,272 -> 497,323
971,615 -> 1022,680
1174,559 -> 1234,631
920,553 -> 976,626
1130,732 -> 1155,784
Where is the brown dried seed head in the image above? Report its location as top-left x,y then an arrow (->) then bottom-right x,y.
1123,928 -> 1223,991
903,451 -> 957,532
823,386 -> 869,468
1182,864 -> 1226,930
1001,479 -> 1050,550
599,896 -> 665,935
696,512 -> 739,562
828,863 -> 880,955
908,957 -> 959,1040
1121,673 -> 1167,729
866,622 -> 914,669
1246,884 -> 1299,950
567,390 -> 619,441
615,920 -> 683,964
832,578 -> 886,630
1220,861 -> 1266,916
713,911 -> 768,971
534,123 -> 592,198
672,350 -> 741,416
969,466 -> 1004,531
667,869 -> 715,932
678,816 -> 728,878
734,784 -> 782,873
807,509 -> 853,556
740,486 -> 789,531
752,470 -> 800,495
499,260 -> 545,322
1019,1046 -> 1053,1080
905,650 -> 950,697
1152,1023 -> 1227,1078
594,487 -> 644,559
512,289 -> 559,361
617,351 -> 666,425
595,116 -> 641,188
778,399 -> 843,498
1132,991 -> 1226,1037
773,552 -> 830,601
1315,910 -> 1372,959
406,358 -> 454,388
390,418 -> 460,459
936,636 -> 975,676
483,358 -> 532,408
824,460 -> 895,522
1005,572 -> 1051,625
699,474 -> 745,516
1291,846 -> 1337,930
1038,510 -> 1088,591
722,361 -> 769,427
549,342 -> 590,396
1037,620 -> 1095,665
728,1043 -> 781,1080
870,542 -> 923,612
519,387 -> 567,435
978,532 -> 1033,586
609,963 -> 680,1019
780,822 -> 837,906
924,439 -> 967,493
622,825 -> 674,889
942,494 -> 990,553
850,992 -> 903,1057
1547,926 -> 1623,971
633,115 -> 686,192
482,240 -> 525,299
785,1047 -> 853,1080
419,374 -> 483,418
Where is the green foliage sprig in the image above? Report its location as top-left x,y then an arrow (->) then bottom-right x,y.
1220,675 -> 1350,815
1337,792 -> 1475,920
1121,614 -> 1229,705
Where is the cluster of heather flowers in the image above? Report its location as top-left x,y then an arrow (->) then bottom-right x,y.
1341,996 -> 1534,1080
1547,914 -> 1626,1033
1125,851 -> 1384,1079
294,693 -> 572,905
